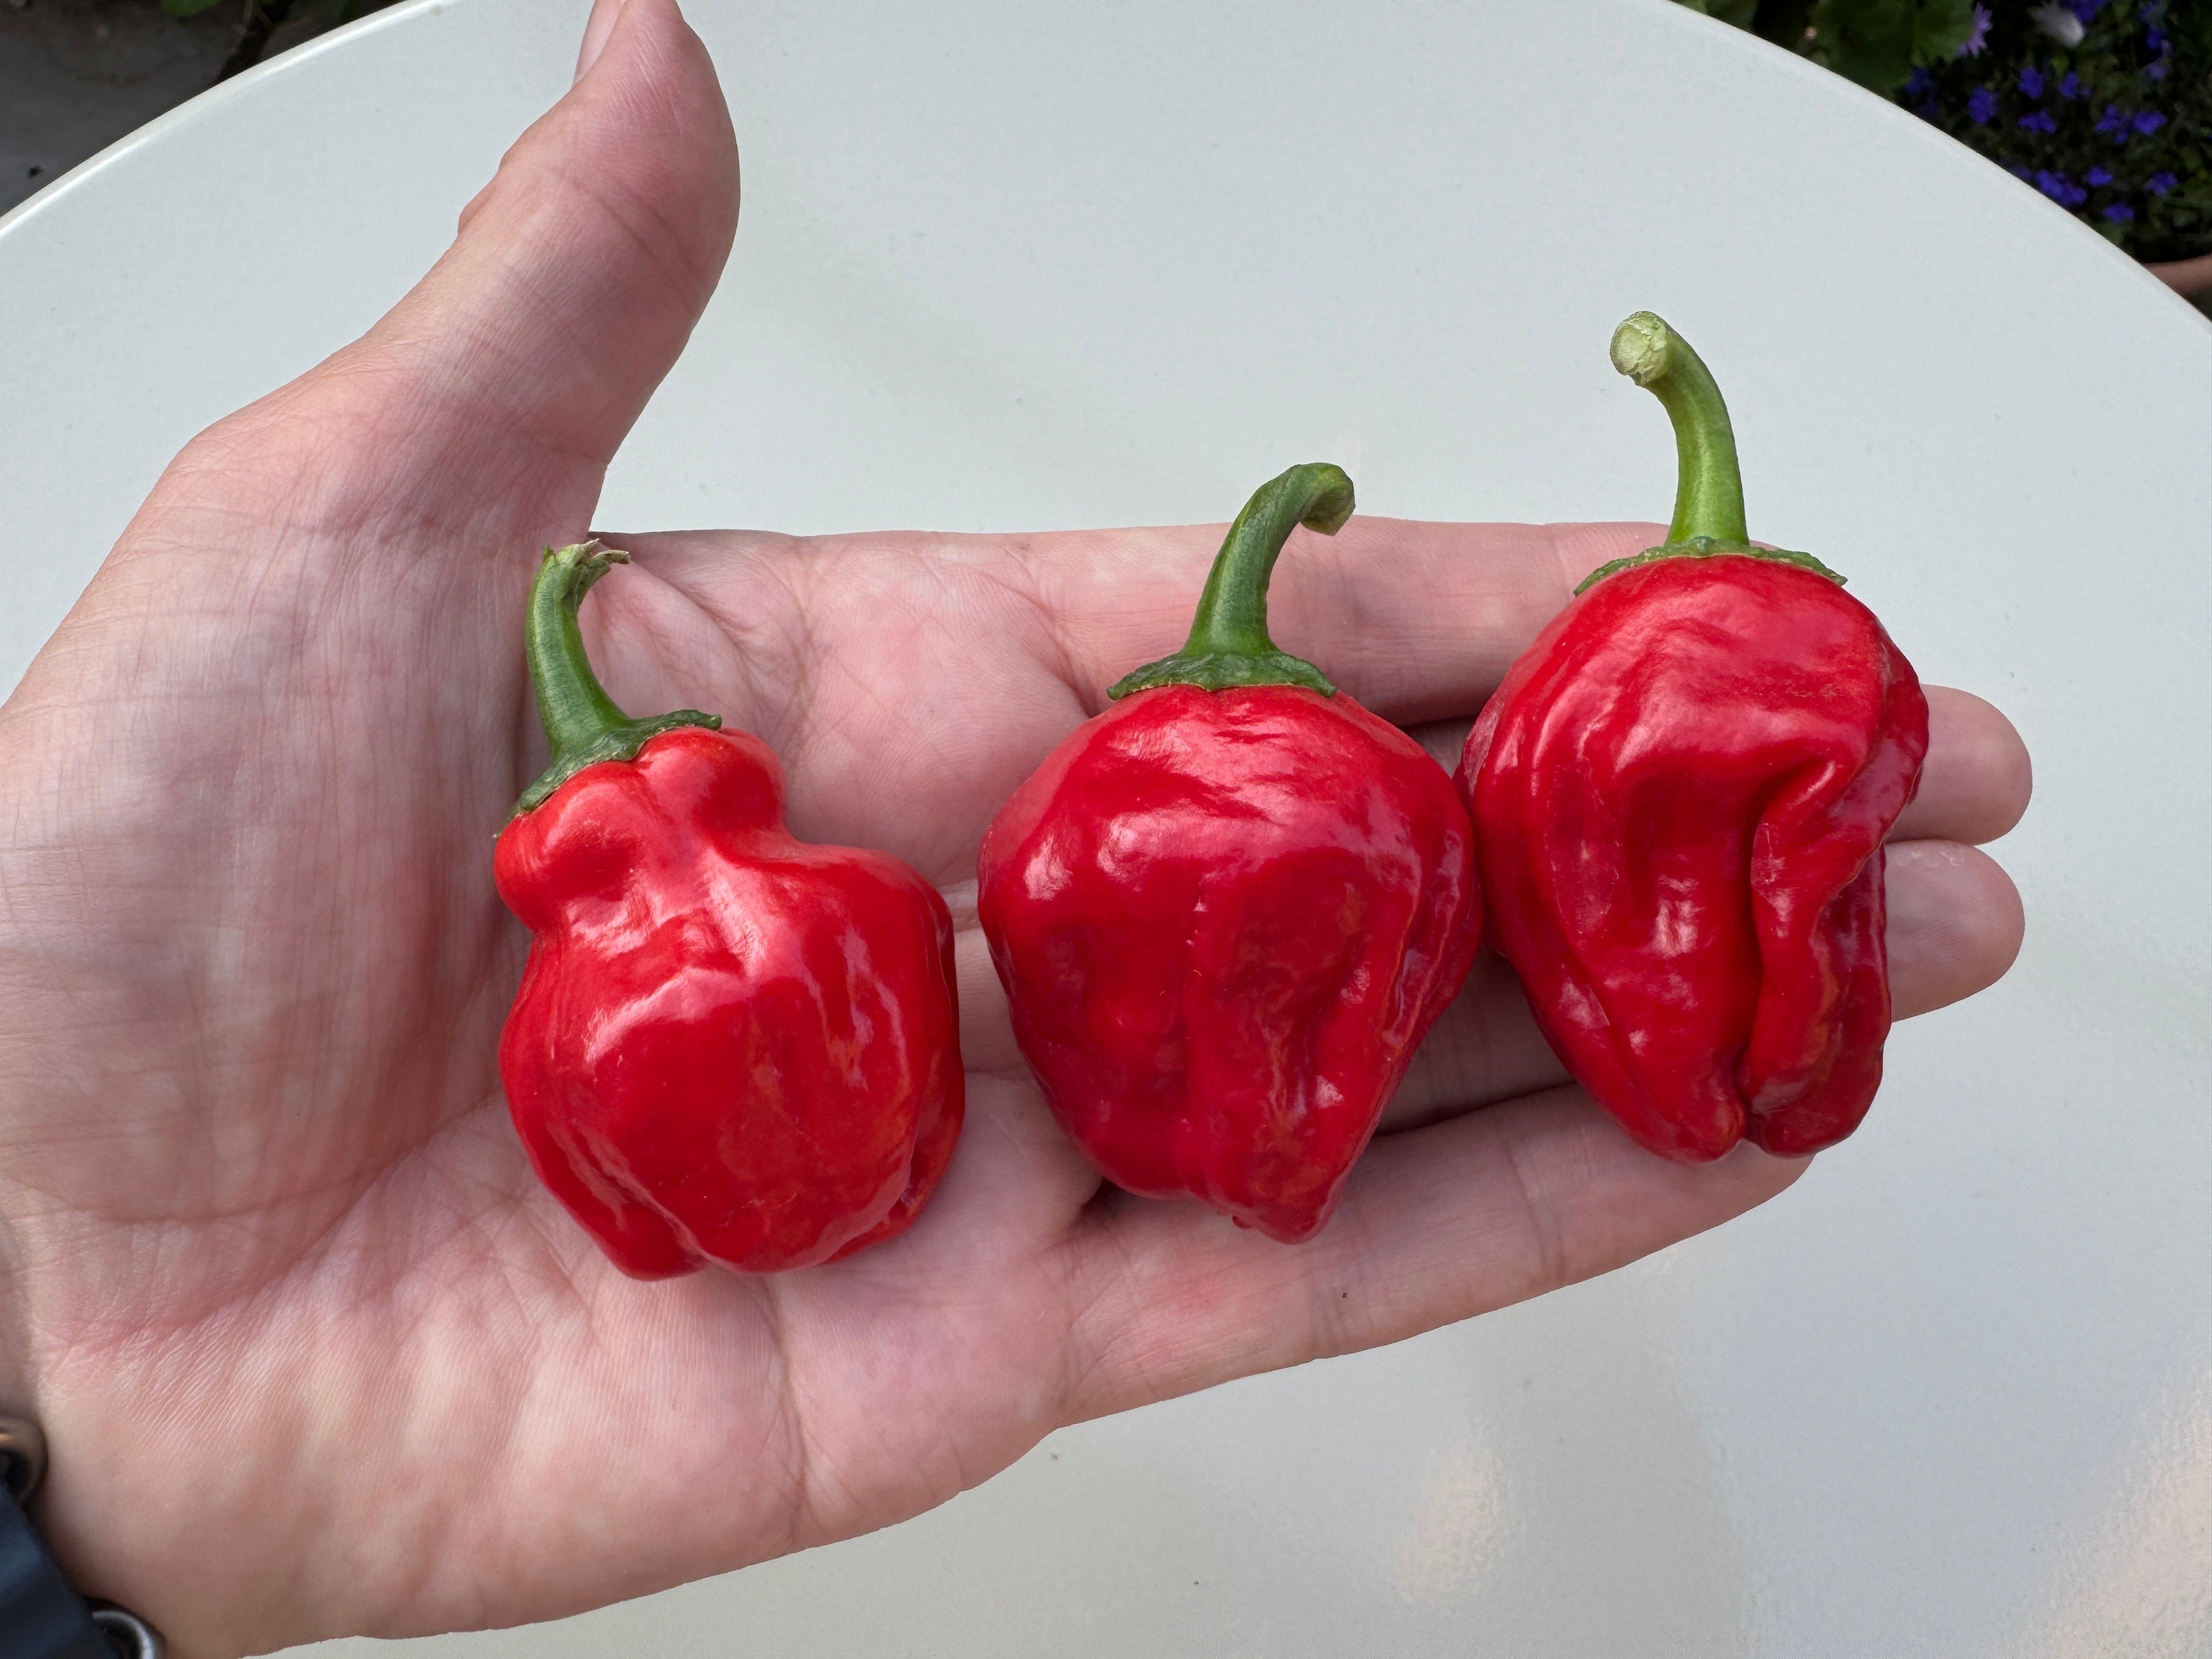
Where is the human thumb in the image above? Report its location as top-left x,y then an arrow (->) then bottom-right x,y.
260,0 -> 738,536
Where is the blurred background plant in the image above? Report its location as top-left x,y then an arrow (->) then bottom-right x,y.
10,0 -> 2211,309
1,0 -> 403,214
1674,0 -> 1983,92
1673,0 -> 2212,281
161,0 -> 400,81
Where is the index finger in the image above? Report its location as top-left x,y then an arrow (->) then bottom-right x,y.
1020,517 -> 1664,727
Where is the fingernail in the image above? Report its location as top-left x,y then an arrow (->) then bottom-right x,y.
575,0 -> 626,84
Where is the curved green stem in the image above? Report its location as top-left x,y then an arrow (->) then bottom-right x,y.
1108,463 -> 1354,699
1609,311 -> 1748,547
1580,313 -> 1843,594
513,541 -> 720,816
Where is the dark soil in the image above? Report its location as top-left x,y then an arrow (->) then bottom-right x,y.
0,0 -> 398,216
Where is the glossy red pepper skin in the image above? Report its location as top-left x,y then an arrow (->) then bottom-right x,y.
979,467 -> 1478,1241
495,544 -> 961,1278
497,727 -> 961,1275
1458,315 -> 1927,1162
1459,557 -> 1925,1160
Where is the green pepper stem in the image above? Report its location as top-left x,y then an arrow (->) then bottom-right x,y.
514,541 -> 719,816
1580,313 -> 1846,596
1108,463 -> 1354,699
1609,312 -> 1749,547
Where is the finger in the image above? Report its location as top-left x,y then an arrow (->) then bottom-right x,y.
1380,949 -> 1567,1133
1893,688 -> 2031,845
1055,1086 -> 1802,1421
577,0 -> 627,78
156,0 -> 738,544
941,881 -> 1031,1081
1383,832 -> 2024,1132
1415,686 -> 2031,846
1884,841 -> 2024,1017
374,0 -> 737,502
616,520 -> 1652,761
1022,518 -> 1665,728
1403,714 -> 1475,774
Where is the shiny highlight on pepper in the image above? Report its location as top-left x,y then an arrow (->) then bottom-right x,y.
1459,315 -> 1928,1163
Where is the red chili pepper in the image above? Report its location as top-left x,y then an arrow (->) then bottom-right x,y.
978,466 -> 1479,1242
495,542 -> 963,1277
1458,315 -> 1929,1162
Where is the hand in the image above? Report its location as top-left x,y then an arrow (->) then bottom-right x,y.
0,2 -> 2029,1653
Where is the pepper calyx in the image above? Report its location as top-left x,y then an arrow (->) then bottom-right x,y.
1574,535 -> 1846,596
513,540 -> 722,818
514,709 -> 723,816
1110,649 -> 1334,698
1107,462 -> 1351,702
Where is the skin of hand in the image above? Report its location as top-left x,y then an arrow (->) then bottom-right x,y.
0,1 -> 2031,1654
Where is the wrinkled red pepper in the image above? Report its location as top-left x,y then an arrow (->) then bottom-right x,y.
979,465 -> 1479,1241
1459,313 -> 1928,1161
495,541 -> 963,1277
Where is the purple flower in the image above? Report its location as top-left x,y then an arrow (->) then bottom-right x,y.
2096,104 -> 2132,140
2147,26 -> 2169,49
2020,110 -> 2058,132
2088,166 -> 2113,185
2148,59 -> 2170,81
2149,171 -> 2177,195
2066,0 -> 2111,17
2103,202 -> 2136,221
2059,72 -> 2084,99
2035,169 -> 2087,206
1969,86 -> 1999,124
1959,4 -> 1992,56
2020,66 -> 2047,98
2134,111 -> 2166,135
1906,67 -> 1934,97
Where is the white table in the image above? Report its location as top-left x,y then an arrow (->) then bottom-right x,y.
3,2 -> 2207,1653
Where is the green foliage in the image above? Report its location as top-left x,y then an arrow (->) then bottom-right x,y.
1806,0 -> 1979,93
1913,0 -> 1981,56
1677,0 -> 1763,25
1671,0 -> 2212,263
158,0 -> 228,16
1671,0 -> 1980,92
1918,3 -> 2212,261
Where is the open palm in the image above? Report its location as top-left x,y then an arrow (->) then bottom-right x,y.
0,5 -> 2029,1656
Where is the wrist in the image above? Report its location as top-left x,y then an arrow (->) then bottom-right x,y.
0,1218 -> 172,1654
1,1413 -> 163,1656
